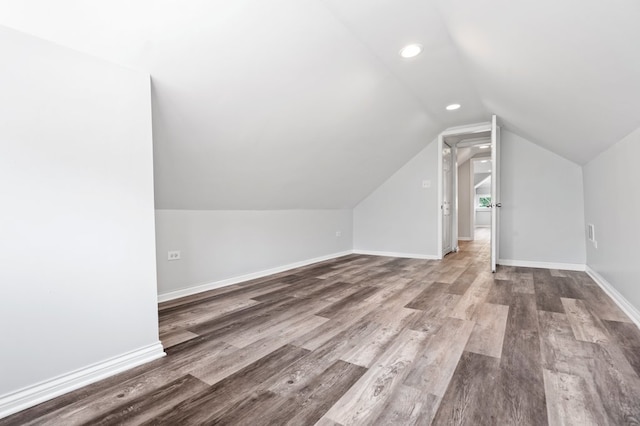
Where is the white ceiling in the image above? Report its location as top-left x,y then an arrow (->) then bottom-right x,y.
437,0 -> 640,164
457,146 -> 491,166
474,161 -> 492,175
1,0 -> 638,209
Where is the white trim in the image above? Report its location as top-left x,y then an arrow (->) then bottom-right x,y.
452,143 -> 459,253
353,249 -> 439,260
490,115 -> 499,273
458,237 -> 473,241
497,259 -> 586,271
469,158 -> 477,234
440,122 -> 491,136
0,342 -> 165,420
456,136 -> 491,148
158,250 -> 353,303
474,175 -> 491,189
437,133 -> 443,259
586,266 -> 640,329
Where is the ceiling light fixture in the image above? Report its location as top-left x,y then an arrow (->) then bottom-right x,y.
479,145 -> 490,149
399,44 -> 423,58
446,103 -> 461,111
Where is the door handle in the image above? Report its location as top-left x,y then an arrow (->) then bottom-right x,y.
495,203 -> 502,208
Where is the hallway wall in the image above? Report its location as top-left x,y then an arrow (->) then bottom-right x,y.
498,130 -> 586,267
353,140 -> 439,257
583,125 -> 640,315
457,159 -> 472,239
155,209 -> 352,300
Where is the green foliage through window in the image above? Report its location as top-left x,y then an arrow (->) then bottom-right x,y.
479,196 -> 492,207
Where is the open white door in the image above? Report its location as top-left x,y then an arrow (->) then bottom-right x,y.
442,142 -> 453,256
490,115 -> 501,272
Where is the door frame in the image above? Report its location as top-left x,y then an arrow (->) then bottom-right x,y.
469,155 -> 491,235
437,122 -> 492,259
490,115 -> 501,272
441,139 -> 455,256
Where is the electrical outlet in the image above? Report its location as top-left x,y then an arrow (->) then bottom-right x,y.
335,231 -> 342,237
168,250 -> 181,261
422,180 -> 431,188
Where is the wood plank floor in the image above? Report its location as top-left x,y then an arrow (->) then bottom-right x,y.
4,229 -> 640,425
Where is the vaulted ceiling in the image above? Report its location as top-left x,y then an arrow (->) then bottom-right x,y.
1,0 -> 638,209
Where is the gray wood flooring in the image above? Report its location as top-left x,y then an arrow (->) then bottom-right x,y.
3,231 -> 640,425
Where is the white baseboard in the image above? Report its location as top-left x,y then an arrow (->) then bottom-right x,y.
458,237 -> 473,241
158,250 -> 354,303
0,342 -> 165,420
586,267 -> 640,329
353,249 -> 439,260
498,259 -> 586,271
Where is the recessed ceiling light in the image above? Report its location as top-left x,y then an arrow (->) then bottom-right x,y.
399,44 -> 423,58
479,145 -> 490,149
446,103 -> 461,111
481,160 -> 489,163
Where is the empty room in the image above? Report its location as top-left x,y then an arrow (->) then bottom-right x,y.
1,0 -> 640,424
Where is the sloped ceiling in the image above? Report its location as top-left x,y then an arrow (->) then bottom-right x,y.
0,0 -> 638,209
437,0 -> 640,165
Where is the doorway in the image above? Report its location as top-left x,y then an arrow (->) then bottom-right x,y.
470,155 -> 492,235
437,116 -> 501,271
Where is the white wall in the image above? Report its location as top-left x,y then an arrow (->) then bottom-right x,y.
476,182 -> 491,194
457,160 -> 472,239
583,125 -> 640,310
155,209 -> 352,299
353,141 -> 439,257
476,210 -> 491,227
499,130 -> 586,266
353,130 -> 586,266
474,180 -> 492,227
0,26 -> 161,413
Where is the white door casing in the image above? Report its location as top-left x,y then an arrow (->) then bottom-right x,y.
490,114 -> 501,272
442,142 -> 453,256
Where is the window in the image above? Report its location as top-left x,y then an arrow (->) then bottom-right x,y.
476,194 -> 491,208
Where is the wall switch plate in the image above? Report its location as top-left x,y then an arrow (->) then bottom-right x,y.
335,231 -> 342,237
168,250 -> 181,261
422,180 -> 431,188
586,224 -> 598,248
